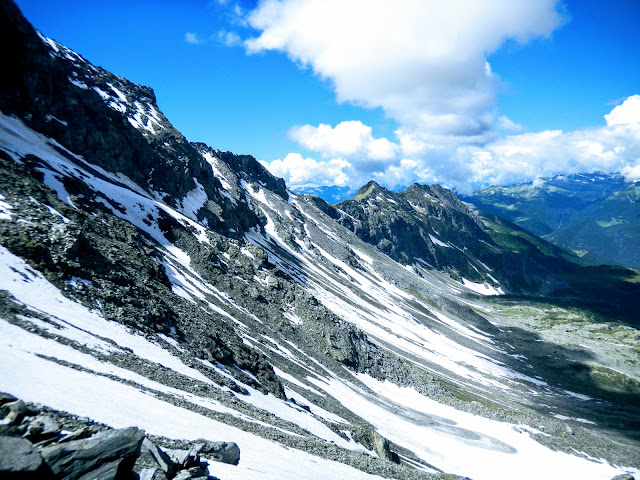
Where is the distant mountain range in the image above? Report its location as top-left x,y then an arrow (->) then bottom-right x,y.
462,173 -> 640,269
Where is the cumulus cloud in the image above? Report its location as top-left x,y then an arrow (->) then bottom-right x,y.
231,2 -> 639,192
245,0 -> 564,140
497,115 -> 525,133
262,153 -> 352,187
621,164 -> 640,181
290,121 -> 397,164
262,95 -> 640,193
448,95 -> 640,189
605,94 -> 640,126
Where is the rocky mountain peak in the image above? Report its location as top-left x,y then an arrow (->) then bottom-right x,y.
192,142 -> 288,201
350,180 -> 388,201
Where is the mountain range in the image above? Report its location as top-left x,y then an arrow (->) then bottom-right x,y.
295,172 -> 640,272
464,173 -> 640,269
0,1 -> 639,480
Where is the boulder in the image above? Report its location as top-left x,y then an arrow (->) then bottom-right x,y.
2,400 -> 37,425
0,392 -> 17,406
40,426 -> 145,480
0,436 -> 52,478
611,475 -> 635,480
196,440 -> 240,465
59,426 -> 96,444
138,467 -> 164,480
163,447 -> 200,469
25,415 -> 61,442
373,432 -> 399,464
172,466 -> 208,480
134,438 -> 175,479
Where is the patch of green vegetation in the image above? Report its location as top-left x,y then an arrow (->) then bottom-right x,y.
589,365 -> 640,394
486,265 -> 640,327
353,184 -> 375,201
498,309 -> 540,317
595,217 -> 626,228
487,297 -> 609,326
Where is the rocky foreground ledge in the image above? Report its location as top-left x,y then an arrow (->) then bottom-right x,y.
0,392 -> 239,479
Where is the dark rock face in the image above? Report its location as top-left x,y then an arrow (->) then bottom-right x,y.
134,438 -> 175,479
336,181 -> 496,282
0,436 -> 50,477
0,151 -> 285,398
200,146 -> 288,202
0,0 -> 271,239
25,415 -> 62,443
332,180 -> 592,295
40,427 -> 145,480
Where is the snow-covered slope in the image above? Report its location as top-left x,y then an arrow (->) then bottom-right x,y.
0,2 -> 639,479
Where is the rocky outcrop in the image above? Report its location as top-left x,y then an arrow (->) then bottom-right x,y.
0,0 -> 265,239
0,436 -> 51,477
0,395 -> 239,480
373,432 -> 400,464
335,181 -> 499,283
41,427 -> 145,480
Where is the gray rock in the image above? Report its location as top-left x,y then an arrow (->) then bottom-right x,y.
59,426 -> 96,444
173,466 -> 208,480
373,432 -> 399,464
40,426 -> 145,480
25,415 -> 61,442
0,436 -> 50,476
611,474 -> 635,480
163,447 -> 200,469
373,432 -> 393,462
134,439 -> 174,479
138,467 -> 160,480
0,392 -> 17,405
173,471 -> 195,480
2,400 -> 37,425
196,440 -> 240,466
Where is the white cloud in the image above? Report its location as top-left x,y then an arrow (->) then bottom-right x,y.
185,32 -> 203,45
605,94 -> 640,126
263,95 -> 640,193
452,95 -> 640,188
262,153 -> 352,187
498,115 -> 525,133
289,121 -> 397,163
621,163 -> 640,181
245,0 -> 564,139
218,30 -> 242,46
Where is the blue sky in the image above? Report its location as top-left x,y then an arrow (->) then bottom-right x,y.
15,0 -> 640,194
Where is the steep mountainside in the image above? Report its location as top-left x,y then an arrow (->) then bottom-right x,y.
464,173 -> 640,269
548,181 -> 640,267
332,181 -> 583,296
0,2 -> 639,480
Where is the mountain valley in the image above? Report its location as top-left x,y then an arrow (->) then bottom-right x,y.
465,173 -> 640,269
